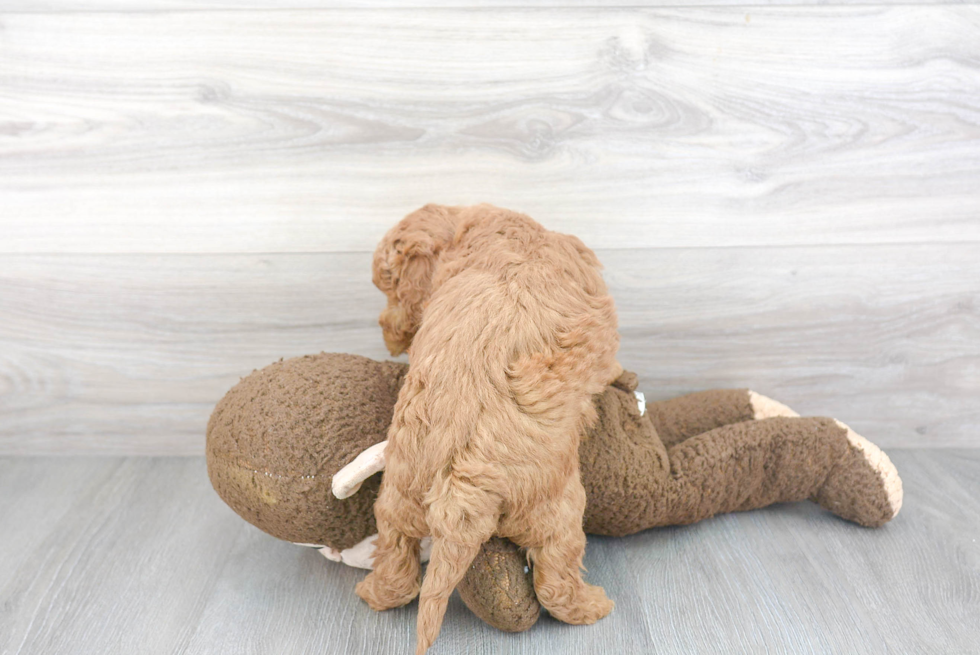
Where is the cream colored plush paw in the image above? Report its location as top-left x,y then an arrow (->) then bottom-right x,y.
309,534 -> 433,570
834,420 -> 904,518
748,391 -> 800,419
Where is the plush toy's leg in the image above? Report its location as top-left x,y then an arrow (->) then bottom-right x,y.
812,420 -> 903,526
506,470 -> 614,626
663,416 -> 902,528
645,389 -> 798,447
355,482 -> 425,611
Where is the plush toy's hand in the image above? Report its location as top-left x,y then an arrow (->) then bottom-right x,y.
317,534 -> 435,570
611,370 -> 638,392
332,440 -> 388,499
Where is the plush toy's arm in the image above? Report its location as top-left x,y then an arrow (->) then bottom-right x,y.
317,533 -> 434,570
333,440 -> 388,499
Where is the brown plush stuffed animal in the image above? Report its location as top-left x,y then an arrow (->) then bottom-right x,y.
207,353 -> 902,632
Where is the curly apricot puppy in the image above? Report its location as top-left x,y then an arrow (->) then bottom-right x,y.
357,204 -> 621,654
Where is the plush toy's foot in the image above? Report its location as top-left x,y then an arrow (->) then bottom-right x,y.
748,390 -> 800,419
747,396 -> 902,526
812,421 -> 903,527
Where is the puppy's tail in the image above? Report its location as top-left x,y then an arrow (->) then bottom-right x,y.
416,467 -> 500,654
415,537 -> 482,654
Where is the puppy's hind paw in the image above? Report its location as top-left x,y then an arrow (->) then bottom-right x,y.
356,571 -> 420,611
545,583 -> 614,625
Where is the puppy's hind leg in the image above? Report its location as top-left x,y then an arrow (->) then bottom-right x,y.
415,472 -> 499,655
356,482 -> 425,611
517,472 -> 614,625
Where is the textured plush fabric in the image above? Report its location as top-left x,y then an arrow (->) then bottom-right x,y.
812,437 -> 899,527
488,386 -> 899,631
580,385 -> 867,535
206,355 -> 900,633
645,388 -> 756,448
206,353 -> 407,550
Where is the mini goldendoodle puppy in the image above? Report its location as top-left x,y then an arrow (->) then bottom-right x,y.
357,204 -> 621,654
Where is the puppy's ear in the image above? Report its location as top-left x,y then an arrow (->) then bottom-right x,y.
395,235 -> 438,307
393,242 -> 438,350
375,204 -> 460,354
393,231 -> 435,260
390,220 -> 445,309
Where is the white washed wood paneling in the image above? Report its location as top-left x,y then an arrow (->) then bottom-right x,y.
1,8 -> 979,253
0,0 -> 972,9
1,244 -> 976,454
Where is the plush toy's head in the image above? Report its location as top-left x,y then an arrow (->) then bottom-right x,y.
206,353 -> 407,550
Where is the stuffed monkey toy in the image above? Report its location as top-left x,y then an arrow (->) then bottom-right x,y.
207,353 -> 902,632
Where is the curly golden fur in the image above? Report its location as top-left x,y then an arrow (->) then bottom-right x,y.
358,204 -> 621,654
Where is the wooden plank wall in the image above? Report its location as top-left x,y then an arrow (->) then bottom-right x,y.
1,6 -> 978,454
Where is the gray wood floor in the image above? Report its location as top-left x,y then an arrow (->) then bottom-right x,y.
2,450 -> 976,654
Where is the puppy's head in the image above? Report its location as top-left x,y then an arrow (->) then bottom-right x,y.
373,204 -> 460,356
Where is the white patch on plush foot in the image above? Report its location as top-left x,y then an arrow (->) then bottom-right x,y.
834,420 -> 904,518
332,440 -> 388,499
313,534 -> 434,570
749,390 -> 800,419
